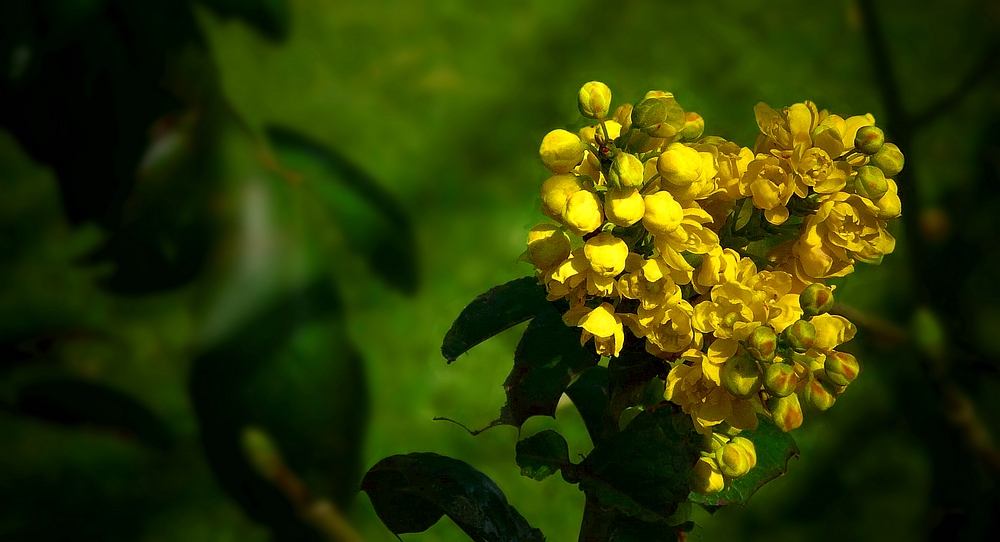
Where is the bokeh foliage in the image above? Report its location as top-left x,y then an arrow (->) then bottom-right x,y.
1,0 -> 999,541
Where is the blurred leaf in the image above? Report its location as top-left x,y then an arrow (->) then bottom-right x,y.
688,418 -> 799,509
266,125 -> 418,294
190,278 -> 367,541
516,430 -> 571,481
494,308 -> 600,428
578,407 -> 699,522
361,452 -> 545,542
442,277 -> 550,362
12,378 -> 174,450
198,0 -> 291,41
566,366 -> 618,446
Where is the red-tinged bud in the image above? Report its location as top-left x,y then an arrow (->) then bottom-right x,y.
854,125 -> 884,155
779,320 -> 816,353
824,351 -> 860,386
803,377 -> 836,411
870,142 -> 904,177
717,436 -> 756,478
768,393 -> 803,432
764,362 -> 798,397
747,325 -> 778,362
799,283 -> 835,317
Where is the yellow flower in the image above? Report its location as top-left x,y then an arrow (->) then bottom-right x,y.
652,204 -> 719,276
693,247 -> 741,294
584,232 -> 628,277
562,189 -> 605,236
642,191 -> 685,235
579,121 -> 622,146
744,155 -> 798,225
608,152 -> 645,189
793,146 -> 850,194
526,224 -> 571,270
605,187 -> 645,227
664,349 -> 758,434
809,314 -> 857,352
565,303 -> 625,358
657,142 -> 703,186
539,129 -> 584,174
540,173 -> 585,221
692,457 -> 725,494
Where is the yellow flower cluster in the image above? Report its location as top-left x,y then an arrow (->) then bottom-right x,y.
524,81 -> 901,493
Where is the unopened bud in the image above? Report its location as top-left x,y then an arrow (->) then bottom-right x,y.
657,142 -> 703,186
562,190 -> 604,236
692,456 -> 724,494
526,224 -> 571,269
854,165 -> 888,201
803,377 -> 836,411
540,174 -> 585,220
642,191 -> 684,235
578,81 -> 612,119
870,142 -> 904,177
631,96 -> 686,139
539,129 -> 584,174
799,283 -> 835,317
748,325 -> 778,362
824,351 -> 860,386
854,125 -> 884,155
779,320 -> 816,353
764,362 -> 798,397
608,152 -> 644,189
768,393 -> 803,432
717,436 -> 756,478
680,111 -> 705,140
605,187 -> 645,227
722,355 -> 763,400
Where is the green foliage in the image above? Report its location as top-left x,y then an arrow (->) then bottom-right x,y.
361,452 -> 545,542
516,430 -> 572,482
441,277 -> 551,362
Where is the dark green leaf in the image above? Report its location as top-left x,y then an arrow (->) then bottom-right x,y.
688,417 -> 799,508
441,277 -> 550,362
13,378 -> 174,449
566,366 -> 618,446
361,452 -> 545,542
496,309 -> 600,428
578,407 -> 699,522
608,344 -> 666,420
190,279 -> 368,541
516,430 -> 571,481
266,125 -> 418,294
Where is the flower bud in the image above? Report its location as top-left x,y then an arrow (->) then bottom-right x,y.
578,81 -> 612,119
539,129 -> 584,174
717,436 -> 757,478
853,165 -> 888,201
680,111 -> 705,140
562,190 -> 604,236
526,224 -> 571,270
768,393 -> 803,432
803,377 -> 836,411
657,142 -> 703,186
779,320 -> 816,353
605,187 -> 645,227
692,456 -> 724,494
642,191 -> 684,235
747,325 -> 778,362
854,125 -> 884,155
764,362 -> 798,397
722,355 -> 763,400
870,142 -> 904,177
584,232 -> 628,277
799,283 -> 835,317
612,103 -> 633,132
824,351 -> 860,386
608,152 -> 644,189
540,174 -> 585,220
631,96 -> 686,139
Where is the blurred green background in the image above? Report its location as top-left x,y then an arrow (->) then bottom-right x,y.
2,0 -> 999,540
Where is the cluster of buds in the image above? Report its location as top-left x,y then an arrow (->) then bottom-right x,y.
524,81 -> 903,493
